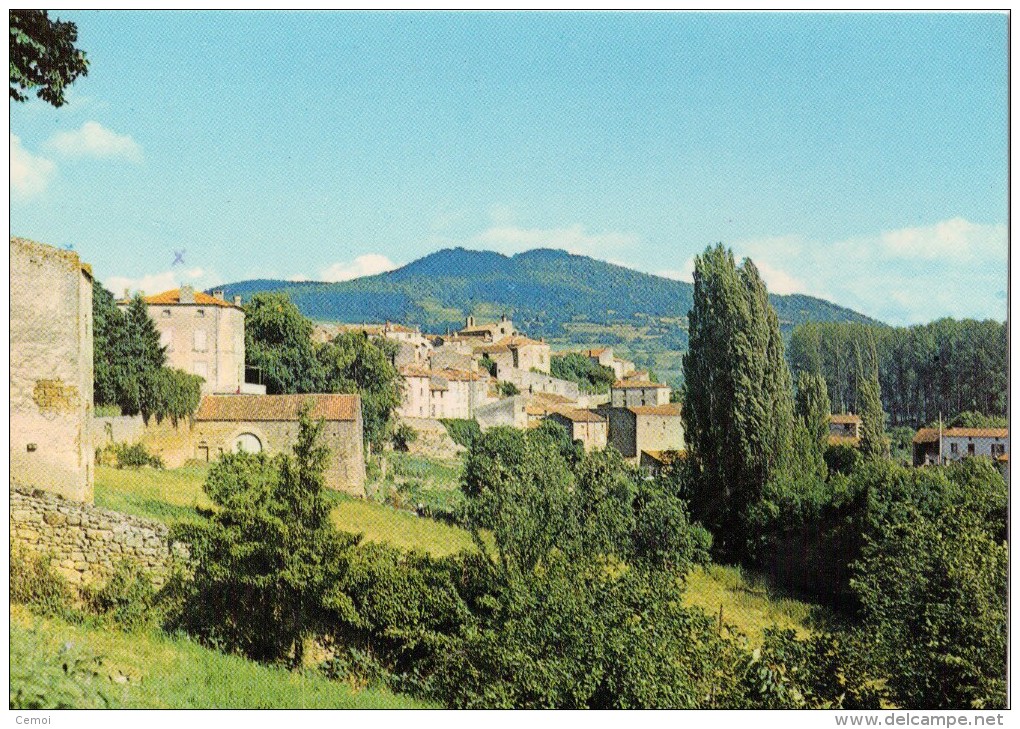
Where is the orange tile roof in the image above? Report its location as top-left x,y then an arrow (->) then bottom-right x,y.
829,413 -> 862,424
613,380 -> 669,389
135,288 -> 240,308
913,427 -> 1009,444
196,394 -> 360,422
585,347 -> 608,357
530,392 -> 574,405
629,403 -> 683,416
996,453 -> 1009,463
399,364 -> 433,378
473,343 -> 511,354
434,368 -> 489,382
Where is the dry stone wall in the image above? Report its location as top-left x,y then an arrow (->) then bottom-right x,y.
10,486 -> 189,587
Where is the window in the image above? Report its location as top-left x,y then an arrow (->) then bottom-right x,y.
194,330 -> 207,352
992,443 -> 1005,456
162,309 -> 171,318
967,443 -> 975,456
235,432 -> 262,453
196,309 -> 206,318
950,442 -> 958,454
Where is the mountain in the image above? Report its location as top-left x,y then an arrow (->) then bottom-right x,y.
214,247 -> 881,382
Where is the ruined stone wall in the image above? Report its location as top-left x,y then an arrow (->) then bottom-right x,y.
10,237 -> 94,502
92,415 -> 146,450
10,487 -> 188,586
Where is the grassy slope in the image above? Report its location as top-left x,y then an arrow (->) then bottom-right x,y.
94,462 -> 824,644
10,605 -> 429,709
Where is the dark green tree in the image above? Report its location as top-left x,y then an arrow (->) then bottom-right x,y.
856,330 -> 889,459
681,244 -> 795,557
317,331 -> 402,450
10,10 -> 88,107
793,371 -> 830,481
173,408 -> 357,666
244,292 -> 323,395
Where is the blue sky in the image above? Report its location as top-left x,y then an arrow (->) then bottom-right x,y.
10,11 -> 1007,325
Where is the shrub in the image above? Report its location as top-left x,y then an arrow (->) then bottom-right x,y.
111,442 -> 164,469
10,624 -> 112,709
82,560 -> 159,632
439,418 -> 480,449
497,381 -> 519,397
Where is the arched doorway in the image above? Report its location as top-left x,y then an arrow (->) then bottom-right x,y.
234,432 -> 263,453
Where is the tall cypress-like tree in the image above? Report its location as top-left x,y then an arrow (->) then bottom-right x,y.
857,328 -> 888,459
794,371 -> 830,481
681,244 -> 795,558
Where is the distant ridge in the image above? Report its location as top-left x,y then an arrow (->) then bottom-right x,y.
214,247 -> 882,348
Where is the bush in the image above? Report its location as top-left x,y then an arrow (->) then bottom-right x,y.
10,624 -> 112,709
111,442 -> 164,469
439,419 -> 481,449
82,560 -> 159,632
391,423 -> 418,452
497,381 -> 520,397
10,543 -> 78,620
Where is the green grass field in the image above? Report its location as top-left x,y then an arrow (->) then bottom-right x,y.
10,605 -> 430,709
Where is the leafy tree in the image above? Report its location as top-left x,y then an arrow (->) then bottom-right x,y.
851,504 -> 1006,708
857,378 -> 888,459
497,380 -> 520,397
478,354 -> 497,377
173,409 -> 358,666
462,426 -> 575,575
681,244 -> 794,558
317,331 -> 402,450
10,10 -> 88,107
244,292 -> 323,395
138,367 -> 202,426
947,411 -> 1008,429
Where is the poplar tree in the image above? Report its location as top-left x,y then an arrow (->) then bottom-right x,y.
681,244 -> 795,558
795,372 -> 831,458
857,329 -> 889,459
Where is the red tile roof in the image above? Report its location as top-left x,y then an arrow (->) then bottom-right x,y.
497,335 -> 547,348
913,427 -> 1009,444
133,288 -> 240,308
829,413 -> 862,424
195,394 -> 360,422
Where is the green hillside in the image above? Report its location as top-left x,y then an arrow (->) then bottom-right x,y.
214,247 -> 881,384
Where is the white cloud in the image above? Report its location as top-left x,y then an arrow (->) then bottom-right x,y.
319,254 -> 396,282
10,133 -> 55,200
474,224 -> 638,255
731,218 -> 1007,324
105,267 -> 210,299
46,121 -> 142,162
656,257 -> 697,283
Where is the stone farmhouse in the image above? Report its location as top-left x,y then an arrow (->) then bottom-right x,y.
474,334 -> 552,375
458,314 -> 518,341
912,427 -> 1009,475
600,403 -> 685,462
828,414 -> 862,447
142,393 -> 366,495
118,285 -> 264,395
10,237 -> 95,502
610,379 -> 672,408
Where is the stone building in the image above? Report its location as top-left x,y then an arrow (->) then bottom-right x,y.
396,364 -> 492,420
500,368 -> 579,400
602,403 -> 685,461
610,380 -> 671,408
475,395 -> 530,430
457,314 -> 517,341
546,408 -> 608,452
142,393 -> 366,495
120,285 -> 263,395
584,347 -> 635,380
912,427 -> 1009,469
10,237 -> 95,502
